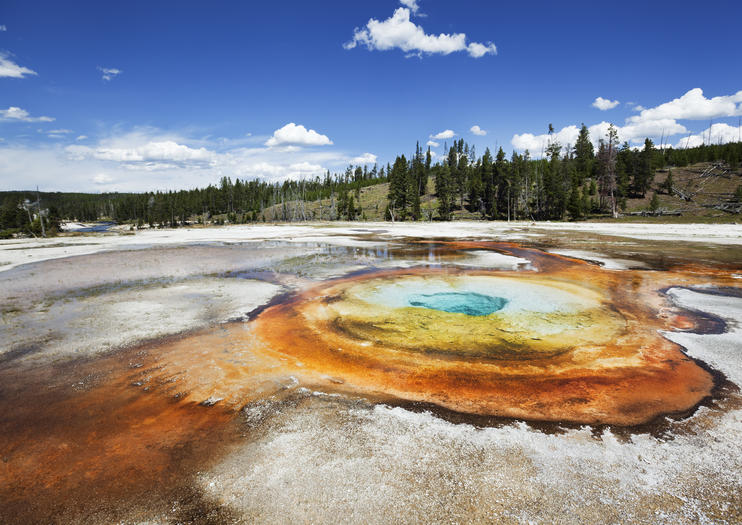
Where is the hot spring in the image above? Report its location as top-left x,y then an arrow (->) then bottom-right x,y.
252,255 -> 716,426
1,233 -> 739,524
408,292 -> 508,316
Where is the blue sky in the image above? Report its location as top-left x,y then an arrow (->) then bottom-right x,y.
1,0 -> 741,191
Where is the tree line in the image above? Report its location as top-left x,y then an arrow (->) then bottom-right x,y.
1,129 -> 741,236
385,126 -> 742,221
1,164 -> 386,233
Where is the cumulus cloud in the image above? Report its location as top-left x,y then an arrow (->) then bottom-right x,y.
675,123 -> 742,149
399,0 -> 420,14
344,7 -> 496,58
512,88 -> 742,156
288,162 -> 324,175
92,173 -> 114,185
426,140 -> 439,147
0,125 -> 369,191
265,123 -> 333,147
239,161 -> 326,181
512,118 -> 691,155
98,67 -> 122,81
628,88 -> 742,124
512,125 -> 580,155
466,42 -> 497,58
64,131 -> 216,172
430,129 -> 455,140
616,118 -> 687,141
352,152 -> 377,165
470,125 -> 487,136
66,139 -> 213,170
0,52 -> 37,78
0,106 -> 54,122
592,97 -> 620,110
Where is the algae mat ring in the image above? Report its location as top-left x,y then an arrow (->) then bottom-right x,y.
253,266 -> 714,426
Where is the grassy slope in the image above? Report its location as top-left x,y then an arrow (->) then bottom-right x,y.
251,161 -> 742,224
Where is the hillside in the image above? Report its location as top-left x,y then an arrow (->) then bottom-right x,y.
622,162 -> 742,220
260,160 -> 742,223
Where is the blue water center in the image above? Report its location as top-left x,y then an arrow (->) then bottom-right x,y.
407,292 -> 508,316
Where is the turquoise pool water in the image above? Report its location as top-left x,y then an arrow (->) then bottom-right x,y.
408,292 -> 508,316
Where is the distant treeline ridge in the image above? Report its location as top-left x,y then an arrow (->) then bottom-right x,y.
2,128 -> 741,235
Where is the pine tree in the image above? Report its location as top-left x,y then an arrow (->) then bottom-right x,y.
649,192 -> 660,212
436,164 -> 453,220
409,144 -> 424,220
581,187 -> 590,217
424,148 -> 432,193
543,136 -> 566,220
481,148 -> 495,218
388,155 -> 409,220
567,175 -> 583,220
662,169 -> 674,195
632,138 -> 655,197
573,124 -> 594,183
468,159 -> 483,214
347,194 -> 356,220
408,164 -> 421,220
456,139 -> 468,209
492,147 -> 509,219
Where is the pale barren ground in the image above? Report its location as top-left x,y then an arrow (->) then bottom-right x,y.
1,221 -> 741,524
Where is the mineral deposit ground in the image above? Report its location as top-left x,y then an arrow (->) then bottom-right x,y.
1,222 -> 741,524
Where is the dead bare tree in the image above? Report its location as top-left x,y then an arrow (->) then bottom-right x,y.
597,124 -> 619,218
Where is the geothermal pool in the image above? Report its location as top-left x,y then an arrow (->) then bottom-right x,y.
0,223 -> 741,524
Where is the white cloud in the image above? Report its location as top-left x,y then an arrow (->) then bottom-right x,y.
98,67 -> 122,81
0,125 -> 367,191
67,139 -> 214,169
352,152 -> 377,165
615,118 -> 687,142
592,97 -> 620,110
512,125 -> 580,155
430,129 -> 455,140
0,25 -> 7,32
512,119 -> 691,155
512,118 -> 690,155
76,135 -> 88,141
512,88 -> 742,156
0,106 -> 54,122
470,125 -> 487,136
231,161 -> 327,183
344,7 -> 496,58
92,173 -> 114,185
426,140 -> 439,147
675,123 -> 742,149
265,122 -> 333,147
46,129 -> 73,135
399,0 -> 420,14
466,42 -> 497,58
0,52 -> 37,78
288,162 -> 324,174
629,88 -> 742,124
